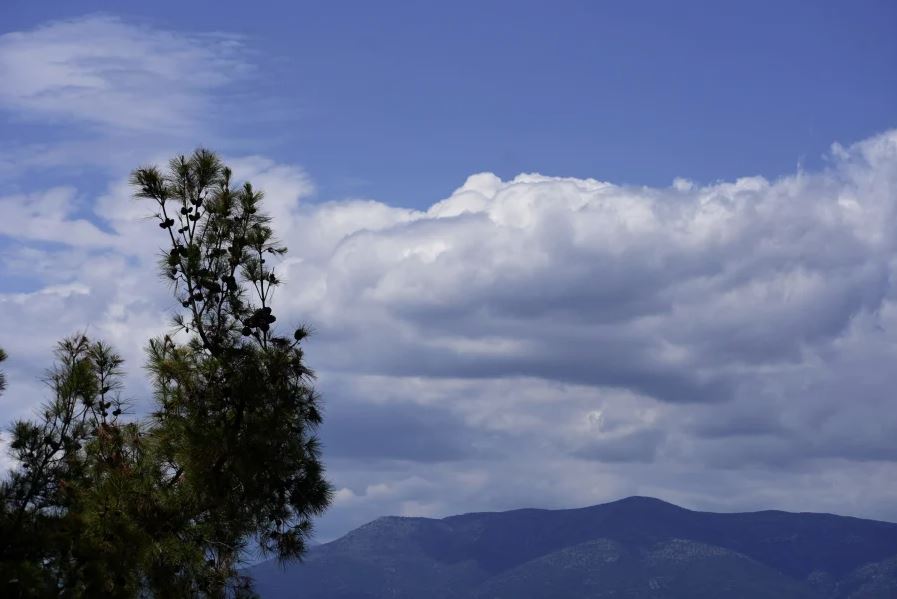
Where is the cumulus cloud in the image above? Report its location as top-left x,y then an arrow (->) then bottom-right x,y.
277,131 -> 897,406
275,130 -> 897,536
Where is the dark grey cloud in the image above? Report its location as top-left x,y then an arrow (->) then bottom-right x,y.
319,390 -> 489,463
573,428 -> 666,463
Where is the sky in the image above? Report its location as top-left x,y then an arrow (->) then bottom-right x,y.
0,1 -> 896,543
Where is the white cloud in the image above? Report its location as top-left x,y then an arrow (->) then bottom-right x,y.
271,129 -> 897,536
271,132 -> 896,404
0,15 -> 248,133
0,187 -> 117,246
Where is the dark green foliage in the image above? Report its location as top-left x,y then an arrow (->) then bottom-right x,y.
0,347 -> 6,396
1,150 -> 331,597
0,337 -> 152,597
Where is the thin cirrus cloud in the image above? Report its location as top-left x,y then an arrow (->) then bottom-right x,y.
0,15 -> 252,182
0,14 -> 248,133
1,15 -> 897,539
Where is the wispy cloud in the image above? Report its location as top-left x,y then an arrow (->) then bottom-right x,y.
0,15 -> 249,133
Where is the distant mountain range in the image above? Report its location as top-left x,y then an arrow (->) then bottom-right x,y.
247,496 -> 897,598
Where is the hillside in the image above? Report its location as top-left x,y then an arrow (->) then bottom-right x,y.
247,497 -> 897,598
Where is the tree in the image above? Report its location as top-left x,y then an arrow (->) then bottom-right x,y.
134,149 -> 332,592
0,149 -> 332,597
0,337 -> 152,597
0,347 -> 6,397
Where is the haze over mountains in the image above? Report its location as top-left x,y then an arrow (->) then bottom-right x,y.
248,497 -> 897,598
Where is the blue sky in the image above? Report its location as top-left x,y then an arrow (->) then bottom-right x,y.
4,1 -> 895,205
1,2 -> 897,543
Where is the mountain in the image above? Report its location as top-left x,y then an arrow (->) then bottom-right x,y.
246,496 -> 897,598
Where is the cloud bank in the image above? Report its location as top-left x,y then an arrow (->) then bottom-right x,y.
4,129 -> 897,538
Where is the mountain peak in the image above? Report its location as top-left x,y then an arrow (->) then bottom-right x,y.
604,495 -> 682,508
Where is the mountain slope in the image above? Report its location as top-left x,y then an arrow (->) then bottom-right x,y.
247,497 -> 897,598
472,537 -> 816,599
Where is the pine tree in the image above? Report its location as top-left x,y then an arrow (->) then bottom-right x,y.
0,149 -> 332,597
0,347 -> 6,396
0,337 -> 149,596
133,149 -> 332,593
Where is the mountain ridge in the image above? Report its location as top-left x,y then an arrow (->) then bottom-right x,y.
248,496 -> 897,598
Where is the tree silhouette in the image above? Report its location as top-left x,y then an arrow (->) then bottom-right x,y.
0,347 -> 6,397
